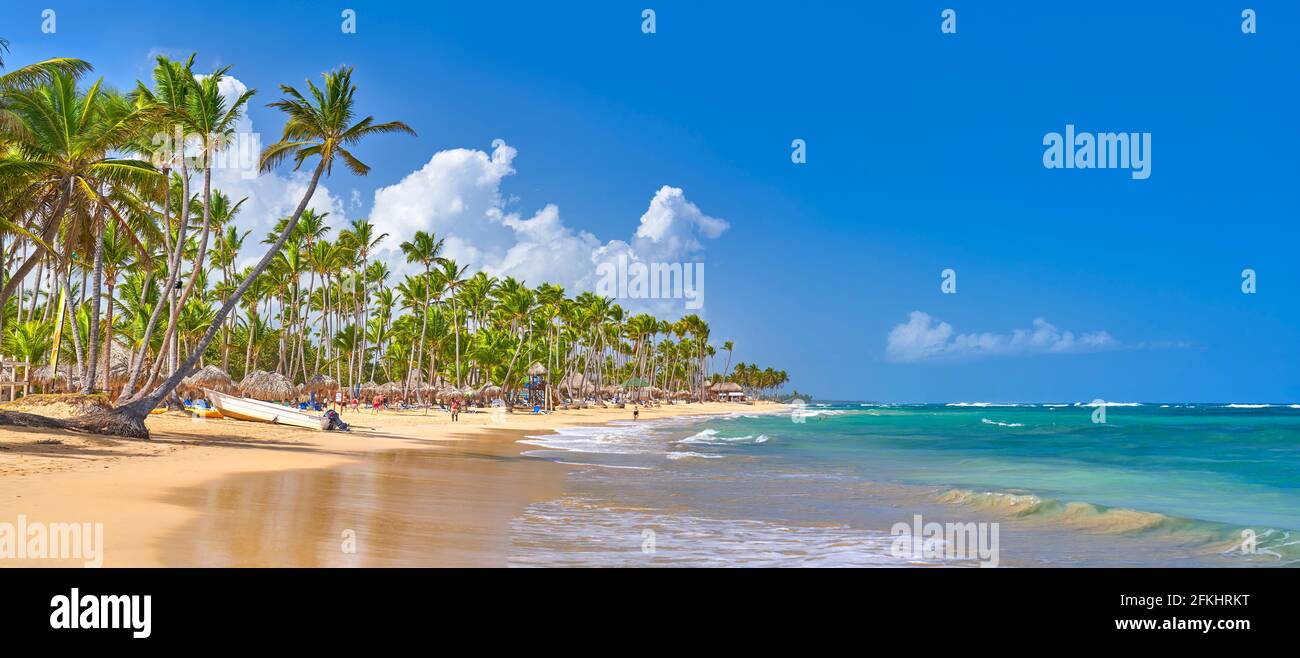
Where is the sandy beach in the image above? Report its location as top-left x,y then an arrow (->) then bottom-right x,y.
0,400 -> 773,567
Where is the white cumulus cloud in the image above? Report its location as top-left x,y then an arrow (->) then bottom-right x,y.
368,140 -> 728,311
885,312 -> 1120,363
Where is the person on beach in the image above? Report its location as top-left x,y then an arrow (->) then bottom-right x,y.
633,405 -> 640,421
450,399 -> 460,422
372,395 -> 382,414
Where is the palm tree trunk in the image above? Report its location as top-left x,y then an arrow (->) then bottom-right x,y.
102,281 -> 115,393
120,167 -> 183,401
78,160 -> 329,437
81,215 -> 105,393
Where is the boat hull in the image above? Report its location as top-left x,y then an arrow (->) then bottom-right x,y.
204,389 -> 328,430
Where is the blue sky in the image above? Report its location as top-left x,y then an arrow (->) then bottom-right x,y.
3,1 -> 1297,402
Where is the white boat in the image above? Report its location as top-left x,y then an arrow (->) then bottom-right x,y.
204,388 -> 329,431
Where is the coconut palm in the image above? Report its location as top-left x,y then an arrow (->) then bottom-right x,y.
398,230 -> 443,398
77,65 -> 414,437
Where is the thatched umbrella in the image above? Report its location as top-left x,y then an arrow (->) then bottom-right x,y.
459,385 -> 478,400
239,371 -> 296,401
359,381 -> 379,396
558,373 -> 587,395
437,386 -> 462,401
480,384 -> 503,399
237,370 -> 269,393
30,362 -> 82,392
303,373 -> 338,396
527,362 -> 547,376
181,365 -> 233,396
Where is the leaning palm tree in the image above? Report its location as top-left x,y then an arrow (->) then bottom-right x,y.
134,64 -> 254,399
73,66 -> 414,438
0,73 -> 156,390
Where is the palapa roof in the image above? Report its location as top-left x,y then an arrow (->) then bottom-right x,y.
181,364 -> 233,395
303,373 -> 339,394
715,381 -> 743,393
238,370 -> 297,400
527,362 -> 547,376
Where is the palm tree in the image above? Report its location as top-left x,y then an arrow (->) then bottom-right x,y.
144,64 -> 254,394
0,72 -> 156,391
339,218 -> 386,388
77,66 -> 413,437
3,319 -> 54,368
118,55 -> 197,399
398,230 -> 443,397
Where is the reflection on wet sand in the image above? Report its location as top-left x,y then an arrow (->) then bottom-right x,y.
160,431 -> 563,567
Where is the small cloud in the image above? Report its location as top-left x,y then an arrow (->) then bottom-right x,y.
886,311 -> 1122,363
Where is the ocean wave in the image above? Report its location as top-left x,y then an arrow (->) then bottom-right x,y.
981,418 -> 1025,428
666,451 -> 724,460
518,424 -> 656,455
1225,404 -> 1272,409
947,402 -> 1023,407
509,497 -> 945,567
934,488 -> 1299,563
678,429 -> 769,445
793,408 -> 848,419
1075,401 -> 1142,407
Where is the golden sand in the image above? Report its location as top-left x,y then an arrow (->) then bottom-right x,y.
0,400 -> 774,566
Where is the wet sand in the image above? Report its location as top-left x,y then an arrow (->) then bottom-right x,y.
159,432 -> 561,567
0,401 -> 771,567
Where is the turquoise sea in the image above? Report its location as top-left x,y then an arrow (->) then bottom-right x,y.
510,403 -> 1300,566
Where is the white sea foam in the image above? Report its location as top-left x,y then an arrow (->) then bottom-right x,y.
947,402 -> 1022,408
518,423 -> 656,456
1076,401 -> 1142,407
678,429 -> 769,445
1225,404 -> 1271,409
981,418 -> 1025,428
509,497 -> 951,567
666,451 -> 724,460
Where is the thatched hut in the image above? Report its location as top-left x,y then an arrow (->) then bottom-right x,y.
558,373 -> 588,396
359,381 -> 379,397
715,381 -> 745,401
238,370 -> 297,401
181,365 -> 233,397
479,384 -> 503,400
30,363 -> 79,392
303,373 -> 339,396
